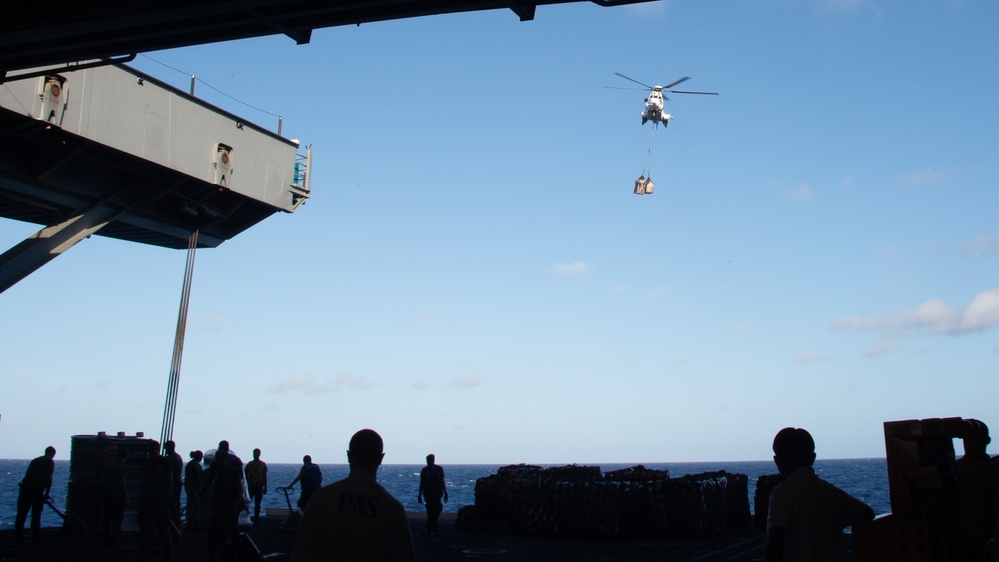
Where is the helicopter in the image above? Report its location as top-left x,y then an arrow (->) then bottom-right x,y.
609,73 -> 718,127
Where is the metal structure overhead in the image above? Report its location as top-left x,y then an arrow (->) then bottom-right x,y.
1,0 -> 652,77
0,104 -> 278,250
0,63 -> 308,294
0,0 -> 653,294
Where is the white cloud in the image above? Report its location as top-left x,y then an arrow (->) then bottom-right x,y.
552,261 -> 594,278
963,233 -> 999,255
963,290 -> 999,332
830,314 -> 895,333
441,373 -> 486,390
793,352 -> 831,365
731,321 -> 754,333
333,372 -> 372,390
863,340 -> 901,358
267,373 -> 331,395
648,285 -> 673,299
878,245 -> 904,259
410,373 -> 486,391
266,372 -> 371,395
198,314 -> 227,333
831,288 -> 999,336
899,167 -> 944,186
786,184 -> 813,202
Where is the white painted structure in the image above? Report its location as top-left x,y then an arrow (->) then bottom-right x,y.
0,64 -> 310,213
0,63 -> 311,293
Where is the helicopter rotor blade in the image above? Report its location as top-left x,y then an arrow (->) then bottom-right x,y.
663,77 -> 690,89
603,86 -> 652,91
613,72 -> 655,90
666,89 -> 719,95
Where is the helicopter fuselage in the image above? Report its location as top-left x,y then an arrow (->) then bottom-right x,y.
611,73 -> 716,128
641,89 -> 671,126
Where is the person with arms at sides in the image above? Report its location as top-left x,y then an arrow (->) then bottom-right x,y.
163,440 -> 184,530
417,453 -> 448,536
245,448 -> 268,524
205,449 -> 244,560
184,450 -> 204,530
293,429 -> 415,562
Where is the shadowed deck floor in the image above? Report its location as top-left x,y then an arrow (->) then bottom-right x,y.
0,512 -> 773,562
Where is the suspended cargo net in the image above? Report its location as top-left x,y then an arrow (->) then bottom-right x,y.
633,126 -> 656,195
634,176 -> 654,195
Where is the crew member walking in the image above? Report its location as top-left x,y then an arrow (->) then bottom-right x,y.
417,453 -> 448,536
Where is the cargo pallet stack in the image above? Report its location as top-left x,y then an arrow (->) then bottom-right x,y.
457,464 -> 753,539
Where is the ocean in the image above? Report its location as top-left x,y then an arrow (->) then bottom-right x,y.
0,458 -> 890,531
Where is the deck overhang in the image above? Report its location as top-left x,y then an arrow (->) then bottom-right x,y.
0,107 -> 281,251
0,64 -> 310,293
1,0 -> 653,78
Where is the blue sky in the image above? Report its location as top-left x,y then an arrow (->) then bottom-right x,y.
2,0 -> 997,466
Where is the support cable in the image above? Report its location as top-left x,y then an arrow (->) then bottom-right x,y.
643,125 -> 656,178
160,229 -> 198,447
